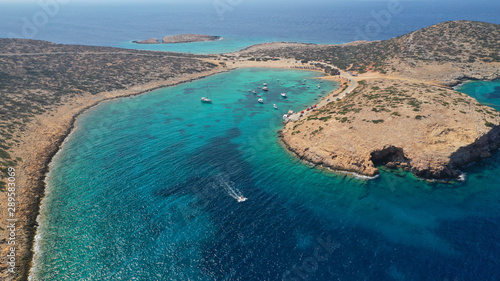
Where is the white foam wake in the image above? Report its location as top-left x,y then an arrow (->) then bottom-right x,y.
214,175 -> 247,202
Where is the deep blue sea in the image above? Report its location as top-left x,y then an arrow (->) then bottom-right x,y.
1,1 -> 500,54
1,1 -> 498,280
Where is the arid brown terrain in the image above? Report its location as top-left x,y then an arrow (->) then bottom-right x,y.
233,21 -> 500,86
280,79 -> 500,178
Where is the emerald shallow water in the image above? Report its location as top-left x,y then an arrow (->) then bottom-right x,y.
30,71 -> 499,281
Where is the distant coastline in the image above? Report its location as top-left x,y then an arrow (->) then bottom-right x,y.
133,34 -> 221,44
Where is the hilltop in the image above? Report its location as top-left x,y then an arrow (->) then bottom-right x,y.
280,79 -> 500,178
232,21 -> 500,85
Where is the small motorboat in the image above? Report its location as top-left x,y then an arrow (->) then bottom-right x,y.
281,82 -> 284,85
237,196 -> 247,202
263,87 -> 269,91
263,82 -> 267,86
258,98 -> 264,103
317,85 -> 321,88
252,90 -> 257,94
281,93 -> 287,98
273,104 -> 278,109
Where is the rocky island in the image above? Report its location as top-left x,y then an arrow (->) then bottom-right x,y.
133,34 -> 221,44
230,20 -> 500,179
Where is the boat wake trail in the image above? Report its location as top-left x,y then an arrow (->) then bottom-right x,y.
214,175 -> 247,202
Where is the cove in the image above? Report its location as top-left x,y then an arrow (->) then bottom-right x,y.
30,70 -> 499,280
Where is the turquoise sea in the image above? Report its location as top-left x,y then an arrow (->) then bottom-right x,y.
30,68 -> 500,280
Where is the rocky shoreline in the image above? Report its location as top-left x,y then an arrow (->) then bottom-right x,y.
279,125 -> 500,180
278,78 -> 500,180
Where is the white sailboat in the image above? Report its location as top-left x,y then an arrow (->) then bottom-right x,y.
201,86 -> 213,103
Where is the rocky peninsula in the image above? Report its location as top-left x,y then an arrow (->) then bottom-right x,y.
228,20 -> 500,179
279,79 -> 500,178
133,34 -> 221,44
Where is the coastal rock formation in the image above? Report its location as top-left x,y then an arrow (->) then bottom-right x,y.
133,34 -> 221,44
133,38 -> 160,44
280,79 -> 500,179
162,34 -> 220,43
